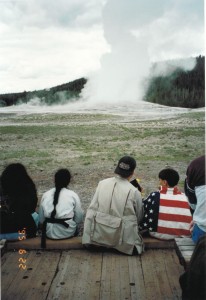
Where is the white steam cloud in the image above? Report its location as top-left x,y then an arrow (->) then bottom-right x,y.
81,0 -> 204,104
150,57 -> 197,77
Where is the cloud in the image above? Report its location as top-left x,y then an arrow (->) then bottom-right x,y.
0,0 -> 204,96
146,3 -> 204,61
81,0 -> 204,103
0,0 -> 105,28
0,25 -> 109,92
0,0 -> 109,93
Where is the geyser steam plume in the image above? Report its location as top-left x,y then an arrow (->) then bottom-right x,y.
81,0 -> 204,104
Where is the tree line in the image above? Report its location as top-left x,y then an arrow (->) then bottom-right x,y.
0,78 -> 87,107
0,56 -> 204,108
144,56 -> 205,108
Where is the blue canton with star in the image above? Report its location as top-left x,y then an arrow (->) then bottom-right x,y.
139,191 -> 160,232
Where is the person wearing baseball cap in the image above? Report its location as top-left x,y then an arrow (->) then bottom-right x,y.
114,156 -> 136,178
82,156 -> 144,255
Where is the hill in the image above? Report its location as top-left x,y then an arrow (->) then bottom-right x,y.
144,55 -> 205,108
0,78 -> 87,107
0,56 -> 204,108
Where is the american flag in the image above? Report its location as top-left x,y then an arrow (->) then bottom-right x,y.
139,186 -> 192,238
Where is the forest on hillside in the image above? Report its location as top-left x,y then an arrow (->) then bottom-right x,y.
0,56 -> 204,108
0,78 -> 87,107
144,56 -> 205,108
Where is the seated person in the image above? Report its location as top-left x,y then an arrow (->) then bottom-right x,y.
82,156 -> 144,255
139,168 -> 192,240
39,168 -> 83,248
179,235 -> 206,300
0,163 -> 38,240
184,155 -> 206,243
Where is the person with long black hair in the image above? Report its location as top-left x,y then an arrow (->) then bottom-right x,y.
39,168 -> 83,247
0,163 -> 38,239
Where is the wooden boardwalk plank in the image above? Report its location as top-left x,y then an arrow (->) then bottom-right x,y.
1,250 -> 13,267
117,254 -> 131,300
128,255 -> 146,300
100,252 -> 116,300
163,250 -> 184,299
1,249 -> 183,300
152,249 -> 174,299
49,250 -> 82,300
153,249 -> 183,300
83,251 -> 102,300
141,250 -> 162,299
100,252 -> 132,300
140,249 -> 183,300
47,250 -> 102,300
1,251 -> 24,295
1,251 -> 61,300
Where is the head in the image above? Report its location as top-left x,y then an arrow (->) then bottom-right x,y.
54,169 -> 71,189
186,155 -> 205,188
115,156 -> 136,179
0,163 -> 37,213
1,163 -> 30,194
158,168 -> 180,188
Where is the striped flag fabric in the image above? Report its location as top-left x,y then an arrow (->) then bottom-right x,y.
157,186 -> 192,237
139,186 -> 192,239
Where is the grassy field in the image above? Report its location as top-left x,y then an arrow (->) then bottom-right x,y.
0,111 -> 205,211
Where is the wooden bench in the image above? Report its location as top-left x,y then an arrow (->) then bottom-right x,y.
174,237 -> 195,270
3,236 -> 175,251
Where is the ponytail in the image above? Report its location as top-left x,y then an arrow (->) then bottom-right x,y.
50,169 -> 71,219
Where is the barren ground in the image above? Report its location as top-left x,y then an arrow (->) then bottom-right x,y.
0,108 -> 205,214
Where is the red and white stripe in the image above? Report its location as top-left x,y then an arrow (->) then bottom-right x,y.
157,188 -> 192,237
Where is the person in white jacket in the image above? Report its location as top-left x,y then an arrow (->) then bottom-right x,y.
82,156 -> 144,255
39,168 -> 83,247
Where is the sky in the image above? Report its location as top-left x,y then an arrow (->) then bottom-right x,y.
0,0 -> 204,102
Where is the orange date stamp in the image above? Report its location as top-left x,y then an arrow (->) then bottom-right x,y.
18,228 -> 27,270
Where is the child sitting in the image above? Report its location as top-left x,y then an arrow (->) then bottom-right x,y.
39,168 -> 83,248
139,168 -> 192,240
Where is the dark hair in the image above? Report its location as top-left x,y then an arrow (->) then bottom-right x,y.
0,163 -> 38,213
51,169 -> 71,219
158,168 -> 180,187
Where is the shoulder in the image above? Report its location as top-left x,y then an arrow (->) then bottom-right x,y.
195,185 -> 206,200
43,187 -> 55,196
144,191 -> 160,201
100,177 -> 114,183
98,177 -> 114,187
41,188 -> 55,202
61,188 -> 80,200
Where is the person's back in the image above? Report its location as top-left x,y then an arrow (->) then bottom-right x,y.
139,168 -> 192,240
39,168 -> 83,247
82,156 -> 144,255
0,163 -> 38,239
